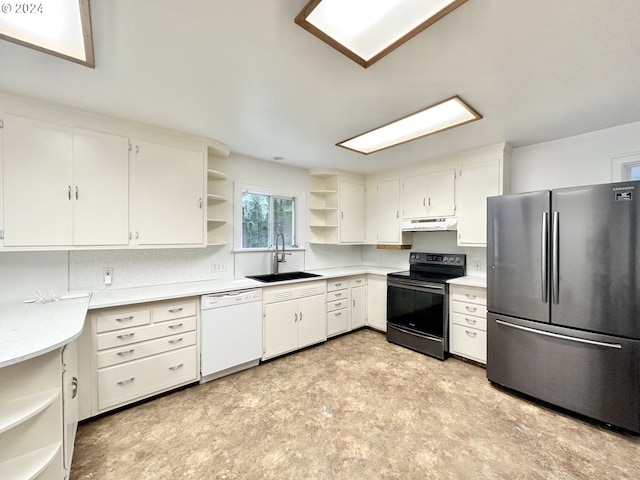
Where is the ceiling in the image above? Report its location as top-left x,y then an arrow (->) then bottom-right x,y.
1,0 -> 639,174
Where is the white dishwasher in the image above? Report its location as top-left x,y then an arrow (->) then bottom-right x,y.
200,288 -> 263,383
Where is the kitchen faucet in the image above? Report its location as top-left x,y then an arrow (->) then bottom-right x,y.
273,232 -> 290,274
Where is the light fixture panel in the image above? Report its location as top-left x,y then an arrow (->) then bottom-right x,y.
0,0 -> 94,67
337,96 -> 482,155
295,0 -> 469,68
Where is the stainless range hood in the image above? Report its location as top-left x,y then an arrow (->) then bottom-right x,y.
401,217 -> 458,232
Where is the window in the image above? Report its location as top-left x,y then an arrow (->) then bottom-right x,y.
612,153 -> 640,181
236,184 -> 303,249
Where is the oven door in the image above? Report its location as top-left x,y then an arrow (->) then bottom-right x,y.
386,278 -> 448,359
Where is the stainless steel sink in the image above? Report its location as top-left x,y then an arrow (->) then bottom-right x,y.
246,271 -> 322,283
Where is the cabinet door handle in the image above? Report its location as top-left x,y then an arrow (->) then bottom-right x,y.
294,312 -> 298,322
117,349 -> 135,356
353,299 -> 355,307
465,330 -> 477,337
299,312 -> 303,321
115,316 -> 134,322
71,377 -> 78,399
464,318 -> 477,325
422,198 -> 426,207
168,323 -> 183,329
199,197 -> 202,209
117,377 -> 135,385
117,332 -> 135,339
465,293 -> 477,299
465,306 -> 477,313
168,307 -> 184,313
168,337 -> 184,345
428,197 -> 431,206
75,186 -> 79,200
68,185 -> 71,200
169,364 -> 184,371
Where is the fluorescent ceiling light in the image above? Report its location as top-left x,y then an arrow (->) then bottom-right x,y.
337,96 -> 481,155
295,0 -> 469,68
0,0 -> 94,67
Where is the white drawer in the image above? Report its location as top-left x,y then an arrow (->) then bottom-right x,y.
350,277 -> 365,287
98,346 -> 197,410
97,331 -> 197,368
97,316 -> 197,350
95,309 -> 150,333
153,299 -> 197,323
450,324 -> 486,364
327,279 -> 348,292
451,311 -> 487,331
327,299 -> 349,312
451,300 -> 487,319
327,309 -> 349,337
327,288 -> 350,302
450,286 -> 486,305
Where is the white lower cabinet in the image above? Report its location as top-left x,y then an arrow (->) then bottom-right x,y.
351,280 -> 366,329
263,281 -> 326,360
366,275 -> 387,331
326,276 -> 367,337
0,349 -> 67,480
89,298 -> 199,414
449,284 -> 487,364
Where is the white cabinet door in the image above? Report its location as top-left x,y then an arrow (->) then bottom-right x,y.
457,160 -> 500,246
3,114 -> 73,246
72,129 -> 130,245
376,179 -> 401,243
402,174 -> 427,218
298,294 -> 327,348
426,169 -> 456,217
264,299 -> 299,359
366,276 -> 387,331
339,181 -> 365,243
351,285 -> 366,329
134,141 -> 205,245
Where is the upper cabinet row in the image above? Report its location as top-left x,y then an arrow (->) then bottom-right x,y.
0,112 -> 229,250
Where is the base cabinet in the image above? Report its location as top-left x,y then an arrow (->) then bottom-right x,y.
449,284 -> 487,364
366,275 -> 387,332
263,281 -> 326,360
0,349 -> 67,480
89,298 -> 199,415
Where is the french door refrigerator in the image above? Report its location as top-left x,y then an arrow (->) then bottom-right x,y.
487,180 -> 640,433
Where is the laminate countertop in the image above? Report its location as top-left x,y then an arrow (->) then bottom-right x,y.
1,266 -> 400,368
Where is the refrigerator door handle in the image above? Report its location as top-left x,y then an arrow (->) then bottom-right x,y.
495,320 -> 622,349
541,212 -> 549,304
552,211 -> 560,304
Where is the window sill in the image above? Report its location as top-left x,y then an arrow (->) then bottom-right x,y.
233,247 -> 306,253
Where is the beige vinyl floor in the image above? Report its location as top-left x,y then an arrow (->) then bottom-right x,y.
71,328 -> 640,479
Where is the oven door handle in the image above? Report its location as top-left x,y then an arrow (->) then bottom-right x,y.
387,280 -> 445,295
387,324 -> 443,342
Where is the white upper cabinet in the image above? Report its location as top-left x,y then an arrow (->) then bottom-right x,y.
72,129 -> 130,246
456,159 -> 503,247
3,114 -> 73,246
375,179 -> 401,244
402,169 -> 455,219
2,116 -> 130,247
132,140 -> 205,246
339,180 -> 365,243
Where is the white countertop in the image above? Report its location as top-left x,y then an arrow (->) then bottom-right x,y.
448,275 -> 487,288
0,293 -> 91,368
1,266 -> 401,368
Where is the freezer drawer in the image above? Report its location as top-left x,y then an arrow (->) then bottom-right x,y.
487,313 -> 640,433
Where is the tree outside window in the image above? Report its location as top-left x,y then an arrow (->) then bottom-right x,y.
242,192 -> 296,248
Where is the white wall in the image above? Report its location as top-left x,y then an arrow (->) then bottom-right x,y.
0,251 -> 69,301
511,120 -> 640,192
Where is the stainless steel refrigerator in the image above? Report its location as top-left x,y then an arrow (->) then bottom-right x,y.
487,180 -> 640,433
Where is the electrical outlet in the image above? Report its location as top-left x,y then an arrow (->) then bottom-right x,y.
474,259 -> 482,271
211,262 -> 226,272
103,267 -> 113,286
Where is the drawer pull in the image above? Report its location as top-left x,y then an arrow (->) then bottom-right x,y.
335,302 -> 342,307
465,293 -> 477,299
168,307 -> 184,313
335,312 -> 342,316
335,283 -> 342,287
168,337 -> 184,345
117,377 -> 135,385
354,279 -> 362,284
168,323 -> 184,329
335,292 -> 342,297
117,332 -> 135,339
169,364 -> 184,371
465,306 -> 478,313
465,330 -> 477,338
464,318 -> 477,325
117,349 -> 135,356
116,316 -> 134,322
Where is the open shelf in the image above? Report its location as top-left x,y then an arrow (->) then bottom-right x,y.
0,389 -> 60,435
207,169 -> 228,181
0,442 -> 61,480
207,193 -> 226,202
207,218 -> 226,223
